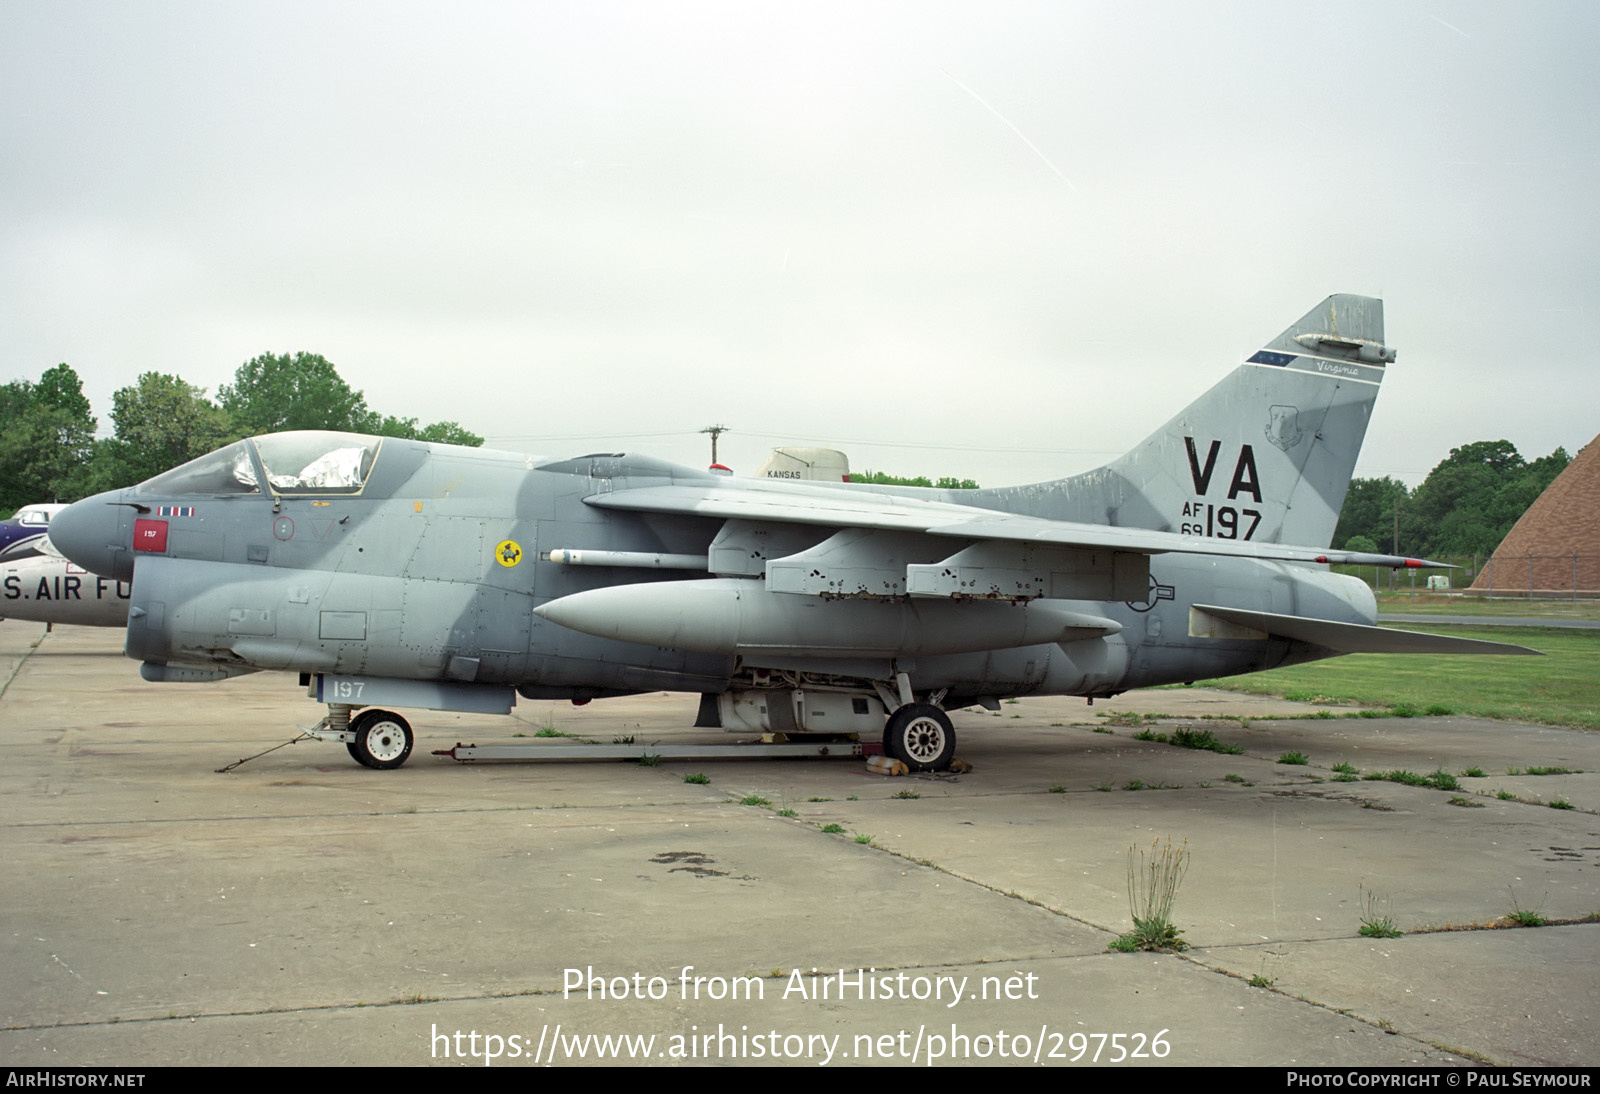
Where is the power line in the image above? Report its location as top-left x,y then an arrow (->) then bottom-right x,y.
486,426 -> 1121,458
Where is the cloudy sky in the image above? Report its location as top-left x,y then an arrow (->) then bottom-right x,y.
4,1 -> 1596,487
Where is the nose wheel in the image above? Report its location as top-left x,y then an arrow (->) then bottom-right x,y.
883,703 -> 956,772
347,709 -> 414,769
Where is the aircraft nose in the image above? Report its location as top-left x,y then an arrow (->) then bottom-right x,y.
50,491 -> 134,582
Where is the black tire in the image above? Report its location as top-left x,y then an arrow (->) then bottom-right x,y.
347,709 -> 414,770
883,703 -> 956,772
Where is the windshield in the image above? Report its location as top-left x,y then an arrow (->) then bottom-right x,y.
139,441 -> 261,495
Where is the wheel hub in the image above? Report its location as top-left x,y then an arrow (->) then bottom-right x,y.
365,724 -> 406,762
904,719 -> 945,761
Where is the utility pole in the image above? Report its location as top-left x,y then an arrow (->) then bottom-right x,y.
1392,496 -> 1400,593
700,424 -> 729,466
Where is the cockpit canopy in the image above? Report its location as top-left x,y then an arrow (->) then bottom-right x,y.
138,432 -> 381,497
13,503 -> 65,526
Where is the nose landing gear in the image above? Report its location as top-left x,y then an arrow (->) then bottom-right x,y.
346,708 -> 415,770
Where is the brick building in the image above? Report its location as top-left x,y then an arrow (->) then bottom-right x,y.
1468,435 -> 1600,596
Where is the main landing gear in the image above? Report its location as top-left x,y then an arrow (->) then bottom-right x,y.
718,669 -> 961,773
882,703 -> 957,773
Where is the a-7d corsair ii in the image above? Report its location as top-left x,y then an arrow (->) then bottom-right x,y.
50,296 -> 1533,770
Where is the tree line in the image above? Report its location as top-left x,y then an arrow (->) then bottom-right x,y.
0,353 -> 481,514
849,471 -> 981,489
1333,440 -> 1572,559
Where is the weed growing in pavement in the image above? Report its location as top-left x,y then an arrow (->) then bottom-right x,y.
1111,838 -> 1191,953
1358,887 -> 1401,939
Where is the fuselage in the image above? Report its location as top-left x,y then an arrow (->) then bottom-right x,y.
49,432 -> 1375,705
0,553 -> 131,626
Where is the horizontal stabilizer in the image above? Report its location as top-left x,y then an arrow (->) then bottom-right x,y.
1191,605 -> 1542,656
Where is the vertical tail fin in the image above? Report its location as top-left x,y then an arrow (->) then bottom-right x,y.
979,295 -> 1393,549
1108,294 -> 1392,547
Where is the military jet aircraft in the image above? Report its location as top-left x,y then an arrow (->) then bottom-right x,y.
49,295 -> 1533,771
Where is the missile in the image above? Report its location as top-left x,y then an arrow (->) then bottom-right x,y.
548,548 -> 707,570
533,578 -> 1120,657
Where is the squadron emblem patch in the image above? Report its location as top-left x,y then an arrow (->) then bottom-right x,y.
495,539 -> 523,567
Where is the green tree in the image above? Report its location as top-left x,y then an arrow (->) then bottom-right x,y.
362,413 -> 484,447
1404,442 -> 1518,556
34,363 -> 94,424
1333,476 -> 1410,554
0,379 -> 32,446
850,471 -> 979,489
414,420 -> 484,447
218,352 -> 371,435
0,365 -> 98,510
96,373 -> 239,487
1400,440 -> 1571,557
216,352 -> 484,448
852,470 -> 932,487
1492,447 -> 1569,529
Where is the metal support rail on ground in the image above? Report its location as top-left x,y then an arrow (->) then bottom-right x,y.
433,739 -> 865,763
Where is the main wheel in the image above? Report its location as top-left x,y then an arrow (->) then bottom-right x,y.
346,709 -> 414,770
883,703 -> 956,772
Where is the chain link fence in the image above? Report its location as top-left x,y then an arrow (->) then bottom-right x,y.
1333,554 -> 1600,600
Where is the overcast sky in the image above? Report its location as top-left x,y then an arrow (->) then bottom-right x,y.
4,1 -> 1596,487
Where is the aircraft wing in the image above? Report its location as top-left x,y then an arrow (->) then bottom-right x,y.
586,482 -> 957,530
584,484 -> 1442,569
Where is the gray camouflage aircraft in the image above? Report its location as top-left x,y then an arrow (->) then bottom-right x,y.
49,295 -> 1533,770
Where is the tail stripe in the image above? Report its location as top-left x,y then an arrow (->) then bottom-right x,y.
1248,350 -> 1296,367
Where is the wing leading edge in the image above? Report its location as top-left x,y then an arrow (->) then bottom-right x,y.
584,484 -> 1445,570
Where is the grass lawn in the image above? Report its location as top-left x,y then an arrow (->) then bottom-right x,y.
1374,593 -> 1600,621
1198,625 -> 1600,731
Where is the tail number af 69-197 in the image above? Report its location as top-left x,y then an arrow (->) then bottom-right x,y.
1180,502 -> 1262,540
